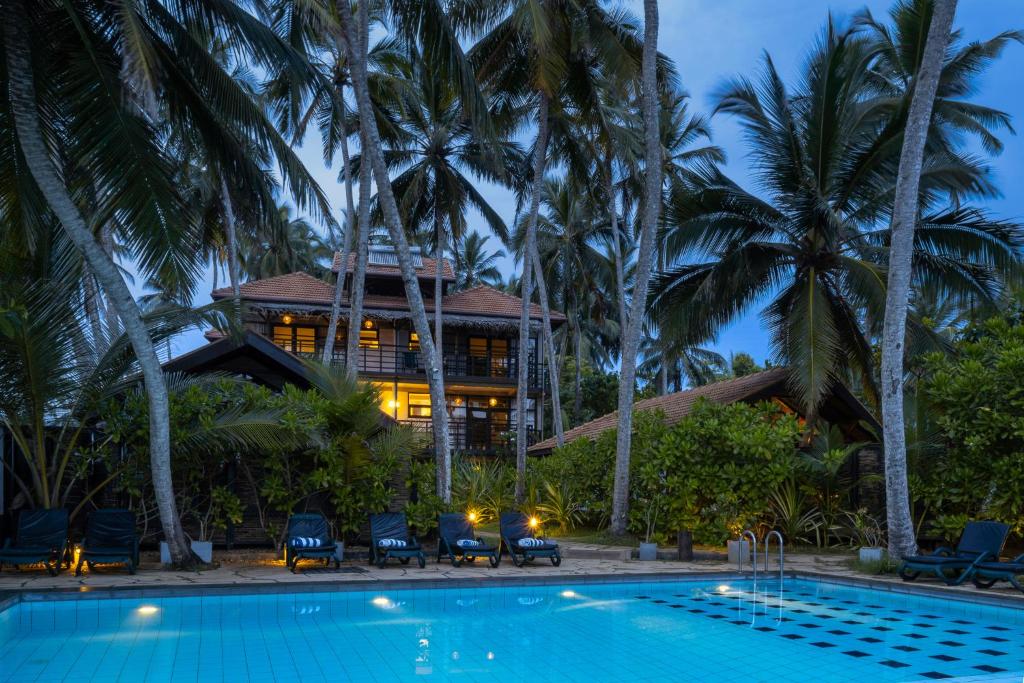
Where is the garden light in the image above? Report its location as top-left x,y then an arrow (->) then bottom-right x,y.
528,516 -> 539,529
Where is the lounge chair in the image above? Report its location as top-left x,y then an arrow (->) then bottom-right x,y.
0,509 -> 69,576
437,513 -> 500,568
971,553 -> 1024,593
285,513 -> 339,573
76,509 -> 139,575
499,511 -> 561,568
369,512 -> 425,568
898,520 -> 1009,585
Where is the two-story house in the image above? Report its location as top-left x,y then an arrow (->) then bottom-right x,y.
210,246 -> 564,455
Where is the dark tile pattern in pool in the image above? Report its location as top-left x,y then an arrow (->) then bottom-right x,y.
631,583 -> 1024,681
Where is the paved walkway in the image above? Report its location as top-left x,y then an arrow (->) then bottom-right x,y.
0,542 -> 1020,605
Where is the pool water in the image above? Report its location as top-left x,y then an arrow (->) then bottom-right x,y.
1,578 -> 1023,682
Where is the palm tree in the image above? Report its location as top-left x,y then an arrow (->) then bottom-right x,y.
338,1 -> 464,502
376,44 -> 520,371
638,331 -> 725,394
455,231 -> 505,289
651,19 -> 1020,414
2,0 -> 329,565
462,0 -> 646,499
243,205 -> 331,280
880,0 -> 958,561
610,0 -> 664,536
535,176 -> 616,424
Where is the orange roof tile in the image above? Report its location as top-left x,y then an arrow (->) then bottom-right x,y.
528,368 -> 792,453
332,251 -> 455,280
212,275 -> 563,322
211,272 -> 335,305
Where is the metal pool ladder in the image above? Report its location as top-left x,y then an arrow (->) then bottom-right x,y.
765,530 -> 784,585
739,529 -> 758,581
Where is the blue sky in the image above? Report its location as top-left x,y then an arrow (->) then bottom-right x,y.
171,0 -> 1024,365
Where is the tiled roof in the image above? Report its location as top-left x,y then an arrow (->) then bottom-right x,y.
528,368 -> 792,453
212,275 -> 563,322
332,251 -> 455,280
211,272 -> 335,305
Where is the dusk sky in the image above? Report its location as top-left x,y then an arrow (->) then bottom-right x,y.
172,0 -> 1024,371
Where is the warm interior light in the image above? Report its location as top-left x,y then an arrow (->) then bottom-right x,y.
282,314 -> 293,324
137,605 -> 159,616
453,397 -> 463,406
488,397 -> 498,407
387,399 -> 400,409
364,319 -> 374,329
528,516 -> 539,529
560,590 -> 576,598
371,596 -> 393,608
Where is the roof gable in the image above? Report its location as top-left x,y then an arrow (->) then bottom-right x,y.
528,368 -> 877,453
332,251 -> 455,280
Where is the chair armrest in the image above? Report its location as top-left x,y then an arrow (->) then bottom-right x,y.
932,546 -> 956,557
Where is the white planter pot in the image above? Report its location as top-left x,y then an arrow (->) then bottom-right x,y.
727,539 -> 751,565
160,540 -> 213,564
334,541 -> 345,563
858,547 -> 884,563
638,542 -> 658,561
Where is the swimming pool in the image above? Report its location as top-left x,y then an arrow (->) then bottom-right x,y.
1,577 -> 1022,682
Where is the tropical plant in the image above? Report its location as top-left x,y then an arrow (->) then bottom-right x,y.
537,480 -> 583,535
611,0 -> 665,535
879,0 -> 958,561
454,231 -> 505,290
2,0 -> 330,565
652,15 -> 1021,417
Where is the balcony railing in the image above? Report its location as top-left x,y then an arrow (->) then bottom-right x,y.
291,343 -> 542,386
401,418 -> 539,455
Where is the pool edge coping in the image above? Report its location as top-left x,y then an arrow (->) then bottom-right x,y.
1,569 -> 1022,612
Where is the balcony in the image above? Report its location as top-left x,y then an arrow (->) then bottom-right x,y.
292,343 -> 542,387
401,418 -> 540,455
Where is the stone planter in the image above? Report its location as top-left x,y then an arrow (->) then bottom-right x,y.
160,540 -> 213,564
638,542 -> 658,561
727,539 -> 751,565
858,546 -> 884,563
334,540 -> 345,563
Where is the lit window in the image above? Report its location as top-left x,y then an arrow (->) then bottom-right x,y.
359,326 -> 379,349
409,393 -> 431,418
408,332 -> 420,351
272,325 -> 293,351
294,327 -> 316,354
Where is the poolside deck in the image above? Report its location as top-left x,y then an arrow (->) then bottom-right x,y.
1,543 -> 1022,606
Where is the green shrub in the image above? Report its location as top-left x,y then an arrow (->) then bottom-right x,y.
539,399 -> 802,545
919,317 -> 1024,535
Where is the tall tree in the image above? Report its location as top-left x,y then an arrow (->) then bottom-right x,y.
610,0 -> 663,535
2,0 -> 329,564
455,231 -> 505,289
338,0 -> 454,501
652,18 -> 1019,414
881,0 -> 958,561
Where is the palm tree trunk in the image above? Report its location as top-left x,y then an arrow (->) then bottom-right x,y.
658,362 -> 668,396
100,224 -> 120,338
611,0 -> 663,536
340,2 -> 453,502
434,196 -> 444,369
515,94 -> 550,503
219,177 -> 241,325
82,266 -> 107,358
345,129 -> 371,380
604,157 -> 628,329
573,320 -> 583,422
3,0 -> 194,565
323,100 -> 356,365
530,246 -> 564,446
881,0 -> 957,561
